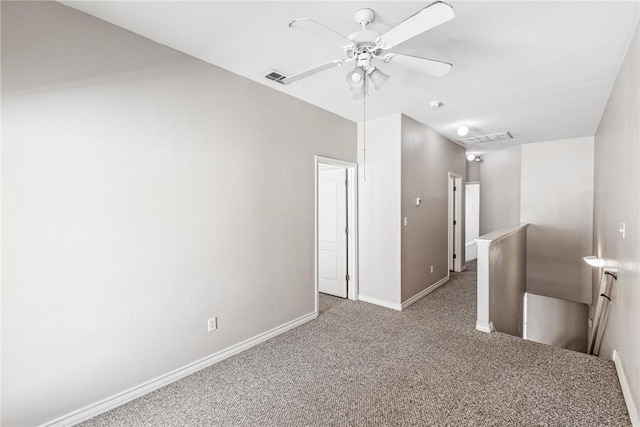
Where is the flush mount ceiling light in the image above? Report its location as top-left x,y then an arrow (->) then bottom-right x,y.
429,100 -> 442,108
457,124 -> 470,137
466,153 -> 481,162
281,2 -> 455,98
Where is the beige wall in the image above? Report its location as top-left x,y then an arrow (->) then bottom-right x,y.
479,138 -> 595,305
525,293 -> 588,353
400,115 -> 466,303
521,138 -> 594,304
593,20 -> 640,414
479,146 -> 522,235
1,3 -> 356,425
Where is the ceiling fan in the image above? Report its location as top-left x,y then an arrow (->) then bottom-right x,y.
281,1 -> 455,97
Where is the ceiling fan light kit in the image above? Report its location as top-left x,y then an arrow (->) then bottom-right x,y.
283,2 -> 455,97
368,68 -> 390,90
348,66 -> 365,83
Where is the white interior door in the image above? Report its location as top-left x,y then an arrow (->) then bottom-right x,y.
448,173 -> 463,272
465,183 -> 480,261
318,165 -> 348,298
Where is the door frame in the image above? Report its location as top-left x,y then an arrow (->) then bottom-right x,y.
315,156 -> 359,316
448,172 -> 464,272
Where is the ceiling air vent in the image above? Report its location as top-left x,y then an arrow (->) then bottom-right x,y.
264,70 -> 288,84
458,131 -> 513,144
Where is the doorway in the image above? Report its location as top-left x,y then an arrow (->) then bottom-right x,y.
318,163 -> 347,298
315,156 -> 358,316
465,182 -> 480,261
448,172 -> 463,272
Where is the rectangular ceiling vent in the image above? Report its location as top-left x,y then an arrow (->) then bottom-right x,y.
264,70 -> 287,84
458,131 -> 513,144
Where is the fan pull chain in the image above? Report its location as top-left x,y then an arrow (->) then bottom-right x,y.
363,75 -> 367,183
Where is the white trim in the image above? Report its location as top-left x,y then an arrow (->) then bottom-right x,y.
476,242 -> 491,334
523,292 -> 529,339
42,312 -> 317,427
315,156 -> 359,305
475,223 -> 528,247
401,275 -> 450,310
358,294 -> 402,311
346,163 -> 359,301
314,159 -> 319,315
475,321 -> 494,333
613,350 -> 640,426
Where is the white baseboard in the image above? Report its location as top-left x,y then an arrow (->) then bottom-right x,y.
613,350 -> 640,426
475,321 -> 494,333
358,294 -> 402,311
43,311 -> 317,427
401,275 -> 450,310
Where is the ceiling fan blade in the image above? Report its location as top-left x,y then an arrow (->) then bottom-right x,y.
281,60 -> 345,85
376,2 -> 455,50
382,53 -> 452,77
289,18 -> 355,49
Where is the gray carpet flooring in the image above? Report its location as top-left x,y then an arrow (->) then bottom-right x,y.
81,264 -> 631,426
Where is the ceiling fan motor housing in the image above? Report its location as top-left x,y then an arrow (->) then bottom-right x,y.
347,8 -> 382,60
346,30 -> 382,60
356,52 -> 374,70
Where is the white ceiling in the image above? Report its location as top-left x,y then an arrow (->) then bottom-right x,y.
61,1 -> 639,153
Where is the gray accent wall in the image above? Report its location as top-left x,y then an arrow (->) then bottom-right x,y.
1,2 -> 356,425
400,116 -> 466,303
479,145 -> 522,235
487,227 -> 527,337
593,20 -> 640,414
466,160 -> 481,183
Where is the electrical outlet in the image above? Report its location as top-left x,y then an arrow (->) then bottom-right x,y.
207,316 -> 217,332
619,222 -> 626,239
430,265 -> 434,274
403,217 -> 408,226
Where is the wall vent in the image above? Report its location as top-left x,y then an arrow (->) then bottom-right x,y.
458,131 -> 513,144
264,70 -> 288,84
